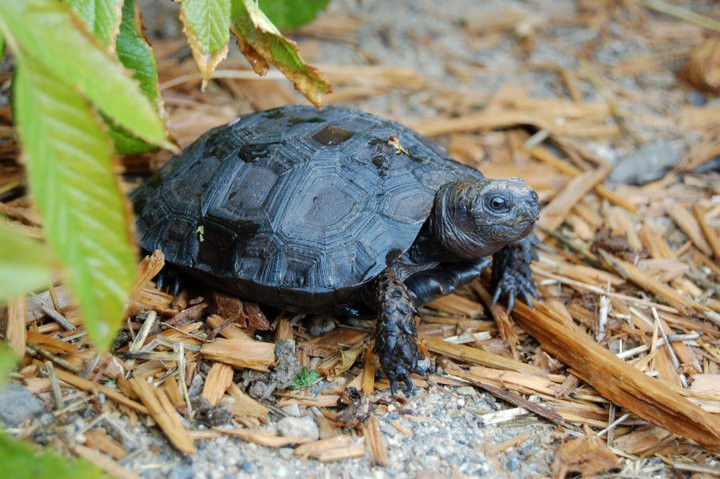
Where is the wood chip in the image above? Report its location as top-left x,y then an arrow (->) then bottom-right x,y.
129,378 -> 195,454
294,436 -> 353,459
202,362 -> 233,406
391,421 -> 413,437
692,204 -> 720,259
551,434 -> 618,478
226,382 -> 269,418
7,295 -> 26,357
529,146 -> 637,213
488,431 -> 532,454
362,415 -> 388,466
84,428 -> 128,460
206,314 -> 251,340
301,328 -> 368,357
73,445 -> 140,479
215,428 -> 312,447
423,337 -> 543,376
451,368 -> 564,426
361,345 -> 375,394
537,166 -> 611,239
600,251 -> 701,314
127,250 -> 165,302
513,302 -> 720,448
666,203 -> 712,255
201,337 -> 275,371
428,294 -> 484,317
315,443 -> 366,462
53,367 -> 148,414
27,330 -> 75,354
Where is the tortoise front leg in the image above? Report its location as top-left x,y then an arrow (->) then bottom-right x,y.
373,270 -> 427,394
491,233 -> 539,312
404,257 -> 491,306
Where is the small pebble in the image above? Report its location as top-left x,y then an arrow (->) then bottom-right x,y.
308,315 -> 335,336
239,461 -> 253,474
281,403 -> 301,417
277,416 -> 319,440
39,413 -> 55,426
456,386 -> 475,396
0,384 -> 44,426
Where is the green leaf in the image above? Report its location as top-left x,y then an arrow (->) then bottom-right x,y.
0,0 -> 165,146
259,0 -> 330,30
0,33 -> 5,61
13,56 -> 138,352
0,220 -> 53,302
290,367 -> 318,389
0,343 -> 17,386
0,430 -> 105,479
65,0 -> 123,50
230,0 -> 331,106
109,0 -> 164,154
180,0 -> 231,86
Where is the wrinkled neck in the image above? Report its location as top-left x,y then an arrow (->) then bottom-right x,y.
427,184 -> 495,260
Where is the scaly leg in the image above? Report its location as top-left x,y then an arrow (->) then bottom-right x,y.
373,270 -> 427,394
404,257 -> 491,306
491,233 -> 539,312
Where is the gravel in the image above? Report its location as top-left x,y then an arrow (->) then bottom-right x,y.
0,384 -> 45,427
276,416 -> 319,440
119,386 -> 556,478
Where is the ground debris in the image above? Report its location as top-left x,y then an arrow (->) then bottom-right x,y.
551,433 -> 618,478
241,339 -> 300,399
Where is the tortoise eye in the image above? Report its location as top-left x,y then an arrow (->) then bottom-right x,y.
487,195 -> 510,212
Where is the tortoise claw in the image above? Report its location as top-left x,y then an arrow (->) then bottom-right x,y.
154,266 -> 185,296
491,235 -> 540,311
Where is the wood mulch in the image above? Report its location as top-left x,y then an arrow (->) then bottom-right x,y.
2,1 -> 720,477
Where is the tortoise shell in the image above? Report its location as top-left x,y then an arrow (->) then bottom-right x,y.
132,105 -> 482,310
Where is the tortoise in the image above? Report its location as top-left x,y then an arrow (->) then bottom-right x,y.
132,105 -> 540,392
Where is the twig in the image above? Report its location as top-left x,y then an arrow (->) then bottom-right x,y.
651,307 -> 688,388
45,360 -> 65,409
597,412 -> 631,437
449,368 -> 565,426
636,0 -> 720,33
37,299 -> 76,331
26,344 -> 82,374
176,342 -> 193,417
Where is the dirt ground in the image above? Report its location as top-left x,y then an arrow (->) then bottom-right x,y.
4,0 -> 720,477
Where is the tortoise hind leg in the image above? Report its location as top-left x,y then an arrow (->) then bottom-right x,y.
154,264 -> 185,297
373,270 -> 427,394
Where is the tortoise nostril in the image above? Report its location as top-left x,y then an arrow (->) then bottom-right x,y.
530,190 -> 539,202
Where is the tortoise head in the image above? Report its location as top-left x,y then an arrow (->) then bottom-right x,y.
430,178 -> 540,258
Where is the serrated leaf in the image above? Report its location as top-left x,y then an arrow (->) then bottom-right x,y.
65,0 -> 123,51
0,343 -> 17,386
0,220 -> 53,302
230,0 -> 331,106
109,0 -> 164,154
13,56 -> 137,352
0,0 -> 165,146
259,0 -> 330,30
180,0 -> 231,87
0,34 -> 5,61
0,430 -> 105,479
